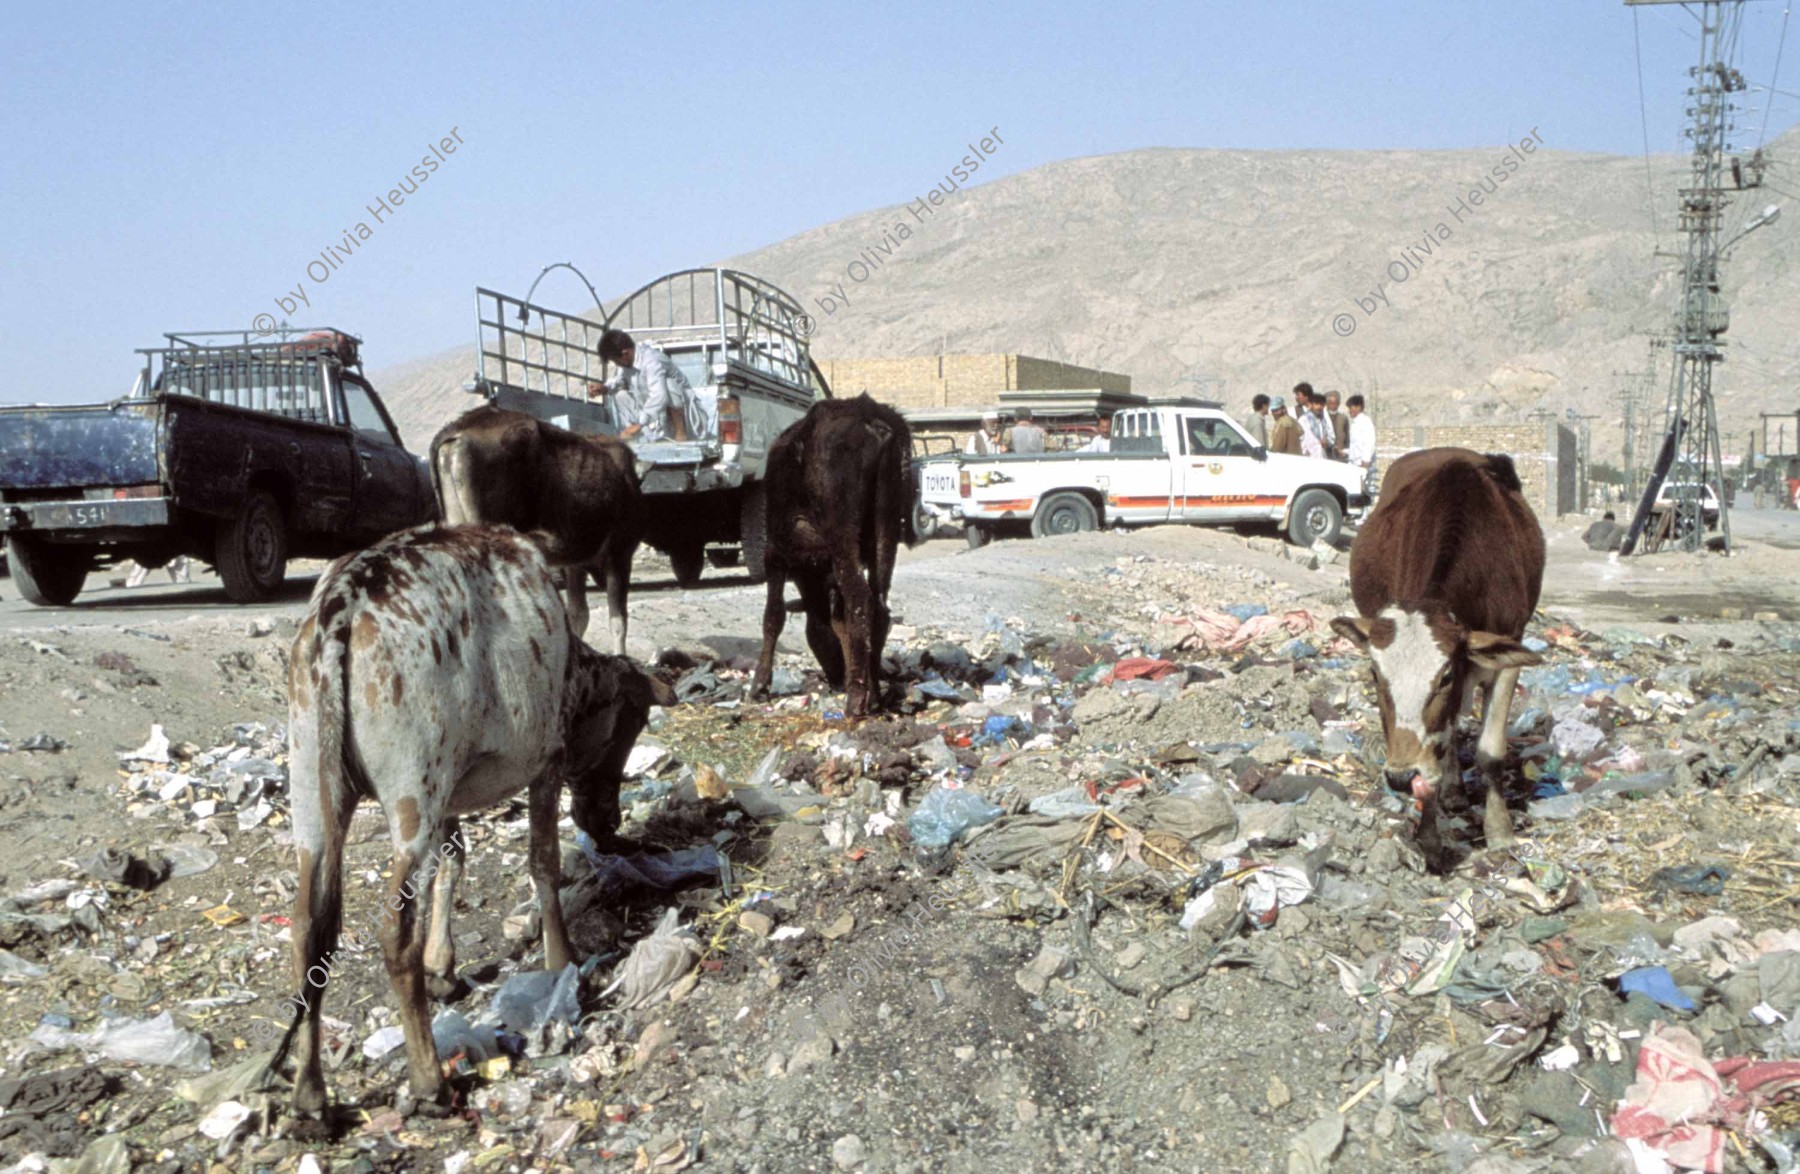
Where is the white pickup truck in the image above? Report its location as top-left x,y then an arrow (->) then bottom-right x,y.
919,399 -> 1371,548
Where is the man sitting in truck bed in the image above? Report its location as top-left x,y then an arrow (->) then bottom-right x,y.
597,329 -> 708,443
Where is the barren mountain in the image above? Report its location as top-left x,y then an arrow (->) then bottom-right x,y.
376,130 -> 1800,463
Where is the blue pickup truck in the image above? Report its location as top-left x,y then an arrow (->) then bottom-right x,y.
0,330 -> 433,604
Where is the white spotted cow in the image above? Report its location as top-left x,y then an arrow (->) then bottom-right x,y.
1330,448 -> 1545,869
268,524 -> 660,1120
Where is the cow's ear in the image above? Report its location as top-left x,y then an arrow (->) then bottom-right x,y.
1330,616 -> 1375,649
1466,631 -> 1543,670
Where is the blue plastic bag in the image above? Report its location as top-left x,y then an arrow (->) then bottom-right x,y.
908,786 -> 1003,850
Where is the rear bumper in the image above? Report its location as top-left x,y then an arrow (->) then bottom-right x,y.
1,497 -> 172,534
640,464 -> 743,496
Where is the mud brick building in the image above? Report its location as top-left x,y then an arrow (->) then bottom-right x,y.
1377,421 -> 1581,516
818,354 -> 1131,410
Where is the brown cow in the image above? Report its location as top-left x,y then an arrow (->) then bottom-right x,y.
1329,448 -> 1545,867
750,395 -> 915,716
269,524 -> 659,1119
431,405 -> 644,655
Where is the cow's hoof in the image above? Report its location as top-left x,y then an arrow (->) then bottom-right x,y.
282,1113 -> 332,1143
396,1088 -> 453,1119
425,971 -> 460,1001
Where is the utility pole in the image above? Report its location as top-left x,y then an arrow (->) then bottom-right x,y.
1614,366 -> 1655,494
1621,0 -> 1780,556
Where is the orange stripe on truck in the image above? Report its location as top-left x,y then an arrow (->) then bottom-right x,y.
978,498 -> 1037,513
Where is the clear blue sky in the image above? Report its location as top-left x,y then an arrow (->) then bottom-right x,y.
3,0 -> 1794,402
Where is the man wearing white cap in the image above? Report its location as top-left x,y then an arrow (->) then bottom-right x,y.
966,411 -> 1007,455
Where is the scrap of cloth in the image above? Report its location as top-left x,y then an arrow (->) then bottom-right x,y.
1158,608 -> 1317,653
1611,1023 -> 1800,1172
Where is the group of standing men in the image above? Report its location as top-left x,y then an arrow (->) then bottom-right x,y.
1242,382 -> 1376,477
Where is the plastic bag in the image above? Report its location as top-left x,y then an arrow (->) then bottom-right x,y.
908,786 -> 1003,850
431,1009 -> 500,1062
491,963 -> 581,1034
29,1010 -> 211,1071
602,906 -> 702,1012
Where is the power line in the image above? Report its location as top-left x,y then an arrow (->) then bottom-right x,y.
1634,8 -> 1665,242
1758,3 -> 1792,144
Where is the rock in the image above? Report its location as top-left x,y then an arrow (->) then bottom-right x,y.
1072,688 -> 1134,726
832,1133 -> 866,1170
1267,1074 -> 1292,1110
1115,941 -> 1147,970
820,911 -> 856,940
247,618 -> 276,638
633,1019 -> 675,1066
1016,944 -> 1075,996
788,1032 -> 835,1075
1016,1097 -> 1039,1123
953,1045 -> 976,1061
739,910 -> 775,938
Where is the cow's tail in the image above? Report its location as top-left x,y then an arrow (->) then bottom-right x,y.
432,433 -> 483,526
265,569 -> 358,1078
892,416 -> 918,549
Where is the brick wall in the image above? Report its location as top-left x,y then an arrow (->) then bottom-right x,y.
818,353 -> 1129,409
1374,422 -> 1581,517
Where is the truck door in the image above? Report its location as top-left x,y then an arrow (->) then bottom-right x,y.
1103,409 -> 1174,523
338,376 -> 425,538
1176,415 -> 1269,520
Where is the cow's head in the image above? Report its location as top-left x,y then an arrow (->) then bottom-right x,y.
562,647 -> 666,844
1330,605 -> 1540,798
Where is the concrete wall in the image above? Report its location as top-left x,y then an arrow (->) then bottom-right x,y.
1375,421 -> 1581,517
818,353 -> 1130,409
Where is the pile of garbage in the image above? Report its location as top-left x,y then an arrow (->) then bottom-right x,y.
115,721 -> 291,831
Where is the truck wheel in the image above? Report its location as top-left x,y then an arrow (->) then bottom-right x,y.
965,523 -> 992,550
216,490 -> 288,602
669,543 -> 705,588
739,482 -> 768,582
912,501 -> 939,542
1031,492 -> 1099,538
1287,489 -> 1343,547
6,536 -> 87,606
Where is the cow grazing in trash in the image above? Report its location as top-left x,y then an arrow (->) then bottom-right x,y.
268,524 -> 658,1117
431,405 -> 645,655
751,395 -> 916,716
1330,448 -> 1545,867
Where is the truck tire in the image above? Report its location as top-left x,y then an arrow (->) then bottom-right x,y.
216,490 -> 288,602
1286,489 -> 1343,547
965,523 -> 992,550
912,500 -> 939,542
6,536 -> 87,606
1031,492 -> 1099,539
669,542 -> 706,588
739,482 -> 768,583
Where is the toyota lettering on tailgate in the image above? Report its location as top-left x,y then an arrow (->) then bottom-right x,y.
924,470 -> 957,495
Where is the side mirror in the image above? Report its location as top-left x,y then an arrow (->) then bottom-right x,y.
1251,445 -> 1268,461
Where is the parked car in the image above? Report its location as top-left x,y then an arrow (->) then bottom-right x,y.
0,329 -> 433,605
1654,481 -> 1721,530
918,399 -> 1371,548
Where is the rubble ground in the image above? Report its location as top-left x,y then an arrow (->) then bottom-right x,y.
0,513 -> 1798,1173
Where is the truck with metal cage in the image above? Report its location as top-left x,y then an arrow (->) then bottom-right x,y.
0,329 -> 433,605
466,268 -> 827,585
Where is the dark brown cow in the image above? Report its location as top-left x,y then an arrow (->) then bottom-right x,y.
1329,448 -> 1545,866
431,406 -> 644,655
751,395 -> 915,716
